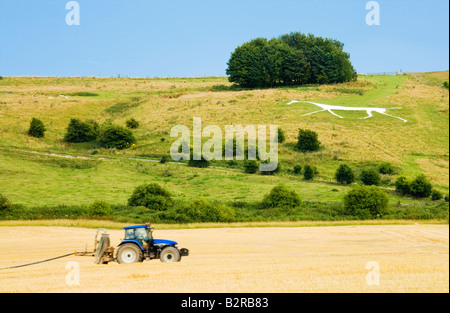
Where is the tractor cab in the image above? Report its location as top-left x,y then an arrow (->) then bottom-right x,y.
123,224 -> 152,249
122,223 -> 179,249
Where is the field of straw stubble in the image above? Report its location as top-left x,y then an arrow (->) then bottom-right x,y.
0,224 -> 448,293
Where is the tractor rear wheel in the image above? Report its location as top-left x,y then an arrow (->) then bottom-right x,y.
160,246 -> 181,263
116,244 -> 143,264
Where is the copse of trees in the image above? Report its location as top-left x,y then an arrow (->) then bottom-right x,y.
395,175 -> 433,198
226,32 -> 357,88
62,119 -> 136,150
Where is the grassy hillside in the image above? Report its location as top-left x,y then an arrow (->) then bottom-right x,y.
0,72 -> 448,216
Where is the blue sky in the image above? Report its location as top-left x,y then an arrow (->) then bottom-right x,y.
0,0 -> 448,77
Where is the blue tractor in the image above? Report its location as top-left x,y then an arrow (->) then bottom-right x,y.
93,224 -> 189,264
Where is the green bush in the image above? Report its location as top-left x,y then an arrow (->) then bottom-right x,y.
0,194 -> 12,211
89,200 -> 112,216
70,92 -> 99,97
378,162 -> 395,175
335,164 -> 355,185
244,160 -> 259,174
303,164 -> 317,180
385,202 -> 449,220
297,129 -> 321,152
126,118 -> 140,129
344,185 -> 389,220
360,168 -> 381,186
198,201 -> 236,223
64,118 -> 99,143
160,155 -> 169,164
28,118 -> 46,138
409,175 -> 433,198
277,128 -> 286,143
394,175 -> 433,199
99,124 -> 136,150
443,81 -> 449,89
188,154 -> 210,168
169,199 -> 236,223
431,190 -> 443,201
395,176 -> 410,195
293,164 -> 302,175
261,185 -> 302,209
128,183 -> 174,211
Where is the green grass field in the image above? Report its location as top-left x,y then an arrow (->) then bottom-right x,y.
0,72 -> 448,222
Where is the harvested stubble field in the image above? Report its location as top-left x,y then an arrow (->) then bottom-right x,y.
0,224 -> 448,293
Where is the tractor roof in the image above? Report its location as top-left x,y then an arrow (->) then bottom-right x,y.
123,225 -> 148,230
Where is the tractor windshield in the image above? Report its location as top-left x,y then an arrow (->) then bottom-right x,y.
135,228 -> 149,241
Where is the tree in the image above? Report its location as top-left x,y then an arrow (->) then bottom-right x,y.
344,185 -> 389,220
226,38 -> 270,88
280,47 -> 311,85
293,164 -> 302,175
431,190 -> 443,201
409,175 -> 432,198
303,164 -> 317,180
360,168 -> 381,186
395,176 -> 410,195
99,124 -> 136,150
335,164 -> 355,185
64,118 -> 98,143
394,175 -> 433,199
261,185 -> 302,209
279,32 -> 357,84
28,118 -> 46,138
297,129 -> 321,152
128,183 -> 174,211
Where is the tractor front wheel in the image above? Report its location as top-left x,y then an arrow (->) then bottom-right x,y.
160,246 -> 181,263
116,244 -> 143,264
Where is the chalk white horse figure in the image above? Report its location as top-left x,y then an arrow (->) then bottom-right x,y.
287,100 -> 408,122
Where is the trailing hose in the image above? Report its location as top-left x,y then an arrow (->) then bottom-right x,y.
0,253 -> 76,270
